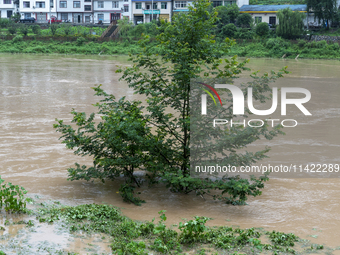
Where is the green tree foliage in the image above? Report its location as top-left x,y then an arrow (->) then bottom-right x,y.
215,5 -> 230,34
54,90 -> 153,204
221,23 -> 237,38
31,25 -> 41,35
11,13 -> 21,23
19,24 -> 29,36
55,0 -> 287,205
8,24 -> 17,35
256,22 -> 270,37
277,8 -> 305,39
50,24 -> 59,36
0,18 -> 12,28
61,24 -> 72,35
225,4 -> 240,23
307,0 -> 337,28
236,13 -> 254,28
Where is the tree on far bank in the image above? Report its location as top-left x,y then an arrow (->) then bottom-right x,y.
276,7 -> 305,39
225,4 -> 240,23
255,22 -> 269,37
236,13 -> 254,28
306,0 -> 337,29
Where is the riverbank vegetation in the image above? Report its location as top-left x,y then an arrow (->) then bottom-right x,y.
0,4 -> 339,59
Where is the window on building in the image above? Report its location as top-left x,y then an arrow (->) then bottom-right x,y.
161,2 -> 166,9
36,1 -> 45,7
50,0 -> 53,8
152,2 -> 157,9
61,13 -> 68,20
84,0 -> 91,2
60,1 -> 66,7
98,13 -> 104,21
84,4 -> 91,10
85,15 -> 90,22
7,10 -> 12,17
73,1 -> 80,7
4,0 -> 11,4
269,16 -> 276,25
24,13 -> 31,18
124,0 -> 128,2
23,1 -> 30,7
255,16 -> 262,23
112,1 -> 118,8
135,2 -> 141,9
175,1 -> 186,8
213,1 -> 222,7
98,1 -> 103,8
123,5 -> 128,12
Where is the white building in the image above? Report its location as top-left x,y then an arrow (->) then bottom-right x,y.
93,0 -> 130,24
173,0 -> 248,14
0,0 -> 18,19
55,0 -> 93,23
19,0 -> 56,22
132,0 -> 171,25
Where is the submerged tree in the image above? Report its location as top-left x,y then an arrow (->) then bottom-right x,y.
54,0 -> 287,205
276,7 -> 305,39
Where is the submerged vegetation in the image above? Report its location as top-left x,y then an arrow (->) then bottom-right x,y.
0,175 -> 31,213
35,203 -> 323,254
0,177 -> 328,254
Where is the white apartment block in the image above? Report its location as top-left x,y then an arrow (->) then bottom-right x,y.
0,0 -> 18,18
55,0 -> 93,23
93,0 -> 130,24
132,0 -> 171,25
0,0 -> 248,24
18,0 -> 57,22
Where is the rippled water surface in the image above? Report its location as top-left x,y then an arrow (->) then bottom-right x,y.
0,54 -> 340,252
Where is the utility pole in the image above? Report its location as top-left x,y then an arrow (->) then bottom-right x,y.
49,0 -> 51,24
151,0 -> 153,22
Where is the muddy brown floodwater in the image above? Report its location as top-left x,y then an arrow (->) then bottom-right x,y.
0,54 -> 340,252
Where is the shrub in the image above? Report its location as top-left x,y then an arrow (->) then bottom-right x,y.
256,22 -> 269,37
315,40 -> 327,48
265,37 -> 288,49
8,24 -> 17,35
221,23 -> 237,38
62,24 -> 73,35
12,35 -> 23,43
76,36 -> 86,46
132,24 -> 146,37
19,24 -> 29,36
50,24 -> 59,36
235,28 -> 254,39
31,25 -> 41,35
297,39 -> 306,48
0,18 -> 11,28
236,13 -> 253,28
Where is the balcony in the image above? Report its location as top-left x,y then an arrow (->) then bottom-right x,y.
143,9 -> 160,14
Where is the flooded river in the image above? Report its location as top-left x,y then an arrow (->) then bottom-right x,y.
0,54 -> 339,252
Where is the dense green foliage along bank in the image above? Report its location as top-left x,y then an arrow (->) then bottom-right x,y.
1,37 -> 340,59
